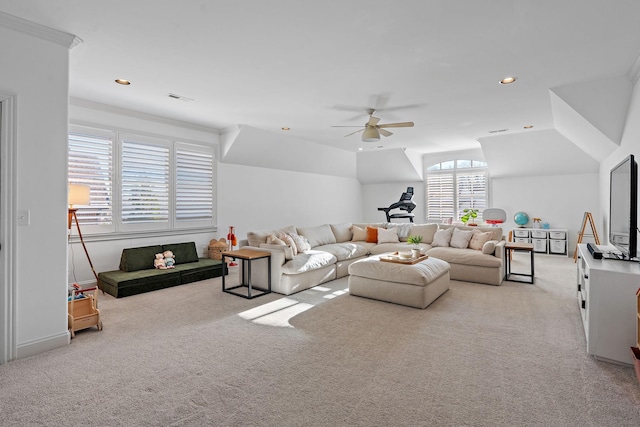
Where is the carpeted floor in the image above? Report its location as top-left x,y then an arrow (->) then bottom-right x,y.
1,254 -> 639,426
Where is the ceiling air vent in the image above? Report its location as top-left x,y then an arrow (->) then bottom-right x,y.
488,128 -> 508,134
167,93 -> 194,102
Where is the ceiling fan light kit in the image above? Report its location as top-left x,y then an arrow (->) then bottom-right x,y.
362,127 -> 380,142
332,108 -> 414,142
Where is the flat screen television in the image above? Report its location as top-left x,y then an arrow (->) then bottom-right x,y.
609,154 -> 638,260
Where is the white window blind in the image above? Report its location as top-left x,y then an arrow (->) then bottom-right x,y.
175,145 -> 214,221
121,139 -> 169,224
426,160 -> 488,222
68,131 -> 113,225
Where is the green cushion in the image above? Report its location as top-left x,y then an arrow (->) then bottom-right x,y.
119,245 -> 163,272
162,242 -> 199,264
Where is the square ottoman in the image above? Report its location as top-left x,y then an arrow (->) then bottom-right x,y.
348,254 -> 450,309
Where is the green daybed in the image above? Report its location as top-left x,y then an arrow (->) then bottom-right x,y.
98,242 -> 225,298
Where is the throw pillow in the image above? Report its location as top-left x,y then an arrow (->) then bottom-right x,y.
288,232 -> 311,253
377,227 -> 400,243
278,232 -> 298,257
267,233 -> 286,245
431,227 -> 454,247
386,223 -> 412,241
351,225 -> 367,241
366,226 -> 378,243
482,240 -> 497,255
450,227 -> 474,249
469,230 -> 493,251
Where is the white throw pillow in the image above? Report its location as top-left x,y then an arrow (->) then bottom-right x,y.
431,227 -> 454,247
482,240 -> 497,255
377,227 -> 400,243
469,230 -> 493,251
351,225 -> 367,241
277,232 -> 298,257
288,232 -> 311,252
266,233 -> 286,246
450,227 -> 474,249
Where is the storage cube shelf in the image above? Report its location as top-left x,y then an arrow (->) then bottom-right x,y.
511,228 -> 568,256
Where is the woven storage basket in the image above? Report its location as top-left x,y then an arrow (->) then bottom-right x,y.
208,238 -> 227,260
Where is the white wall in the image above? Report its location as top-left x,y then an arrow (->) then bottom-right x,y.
601,75 -> 640,247
218,163 -> 362,241
0,23 -> 73,359
491,173 -> 600,255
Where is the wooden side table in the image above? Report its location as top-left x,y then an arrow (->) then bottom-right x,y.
222,249 -> 272,299
504,242 -> 535,284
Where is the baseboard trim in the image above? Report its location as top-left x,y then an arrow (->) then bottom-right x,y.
16,331 -> 70,359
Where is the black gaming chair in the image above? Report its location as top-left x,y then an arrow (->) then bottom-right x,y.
378,187 -> 416,223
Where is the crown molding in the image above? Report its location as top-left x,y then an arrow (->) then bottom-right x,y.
0,11 -> 82,49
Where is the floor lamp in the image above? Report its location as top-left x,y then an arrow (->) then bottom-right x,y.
68,184 -> 99,286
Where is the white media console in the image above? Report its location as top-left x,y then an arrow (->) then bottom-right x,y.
576,244 -> 640,364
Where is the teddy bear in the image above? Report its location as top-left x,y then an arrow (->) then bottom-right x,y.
154,253 -> 166,269
163,250 -> 175,268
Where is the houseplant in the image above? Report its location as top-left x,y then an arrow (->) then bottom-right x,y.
460,208 -> 479,226
407,235 -> 423,258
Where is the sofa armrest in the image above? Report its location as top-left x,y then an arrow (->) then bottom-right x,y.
237,245 -> 286,289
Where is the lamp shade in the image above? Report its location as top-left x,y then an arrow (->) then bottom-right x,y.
68,184 -> 91,207
362,127 -> 380,142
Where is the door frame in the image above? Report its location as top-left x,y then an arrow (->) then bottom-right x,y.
0,92 -> 17,364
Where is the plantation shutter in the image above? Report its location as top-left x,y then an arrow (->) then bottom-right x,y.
175,144 -> 214,221
457,171 -> 487,221
68,131 -> 113,225
121,139 -> 169,223
426,172 -> 455,222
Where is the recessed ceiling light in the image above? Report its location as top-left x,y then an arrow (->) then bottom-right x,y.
281,127 -> 290,131
523,125 -> 534,129
357,147 -> 364,151
499,76 -> 517,85
115,79 -> 131,85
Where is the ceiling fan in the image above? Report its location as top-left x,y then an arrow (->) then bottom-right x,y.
332,108 -> 414,142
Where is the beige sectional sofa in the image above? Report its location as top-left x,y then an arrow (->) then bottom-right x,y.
239,222 -> 506,295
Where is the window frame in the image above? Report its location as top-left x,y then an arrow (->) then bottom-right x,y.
68,124 -> 217,238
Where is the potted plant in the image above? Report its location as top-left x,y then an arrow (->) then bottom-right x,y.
407,235 -> 423,258
461,208 -> 479,226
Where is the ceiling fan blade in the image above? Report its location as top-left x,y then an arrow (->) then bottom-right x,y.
368,116 -> 380,126
331,125 -> 366,127
344,128 -> 365,137
379,129 -> 393,137
377,121 -> 415,128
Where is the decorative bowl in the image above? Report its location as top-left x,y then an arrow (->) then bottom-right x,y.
399,251 -> 413,259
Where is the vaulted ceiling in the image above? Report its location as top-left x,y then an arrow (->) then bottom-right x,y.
2,0 -> 640,179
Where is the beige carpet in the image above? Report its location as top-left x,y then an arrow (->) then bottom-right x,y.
1,254 -> 639,426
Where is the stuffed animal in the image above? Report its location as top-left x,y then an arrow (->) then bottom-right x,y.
163,250 -> 175,268
154,253 -> 166,269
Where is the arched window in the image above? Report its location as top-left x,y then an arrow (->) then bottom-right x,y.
425,159 -> 488,223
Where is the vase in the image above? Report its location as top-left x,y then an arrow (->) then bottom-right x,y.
412,248 -> 420,258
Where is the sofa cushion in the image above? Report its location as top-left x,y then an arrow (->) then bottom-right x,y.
288,232 -> 311,252
377,227 -> 399,243
427,247 -> 502,268
281,250 -> 337,275
409,224 -> 438,244
482,240 -> 498,255
432,227 -> 454,247
260,243 -> 294,260
469,230 -> 494,250
351,225 -> 367,241
439,224 -> 503,241
450,228 -> 474,249
119,245 -> 164,272
298,224 -> 336,247
162,242 -> 199,264
366,226 -> 378,243
330,223 -> 353,243
314,242 -> 370,261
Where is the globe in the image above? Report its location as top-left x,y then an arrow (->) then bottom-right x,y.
514,211 -> 529,227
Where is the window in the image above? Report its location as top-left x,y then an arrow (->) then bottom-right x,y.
426,159 -> 488,223
68,125 -> 216,235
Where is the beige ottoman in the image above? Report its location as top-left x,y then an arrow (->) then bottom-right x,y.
348,255 -> 450,309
